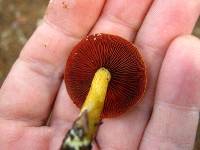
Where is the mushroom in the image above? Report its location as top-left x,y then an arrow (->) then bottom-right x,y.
60,33 -> 147,150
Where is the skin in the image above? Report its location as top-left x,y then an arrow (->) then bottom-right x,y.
0,0 -> 200,149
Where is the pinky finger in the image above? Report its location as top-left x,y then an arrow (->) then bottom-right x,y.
140,35 -> 200,150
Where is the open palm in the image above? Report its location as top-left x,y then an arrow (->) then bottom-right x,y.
0,0 -> 200,149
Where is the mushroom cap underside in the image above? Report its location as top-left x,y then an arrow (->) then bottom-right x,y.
65,33 -> 147,118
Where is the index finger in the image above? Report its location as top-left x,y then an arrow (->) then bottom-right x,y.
0,0 -> 105,127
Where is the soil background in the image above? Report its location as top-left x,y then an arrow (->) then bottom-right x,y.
0,1 -> 200,149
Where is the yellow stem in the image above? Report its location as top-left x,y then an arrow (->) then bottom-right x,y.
80,67 -> 111,139
60,68 -> 111,150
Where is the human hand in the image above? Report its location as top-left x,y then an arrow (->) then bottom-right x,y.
0,0 -> 200,149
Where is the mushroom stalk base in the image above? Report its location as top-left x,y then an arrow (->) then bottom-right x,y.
60,68 -> 111,150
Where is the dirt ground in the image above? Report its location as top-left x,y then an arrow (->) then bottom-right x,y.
0,1 -> 199,149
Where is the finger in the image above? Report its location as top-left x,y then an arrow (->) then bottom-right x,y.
49,82 -> 80,150
97,1 -> 200,149
91,0 -> 153,39
136,0 -> 200,88
129,0 -> 200,143
0,0 -> 105,127
140,35 -> 200,150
